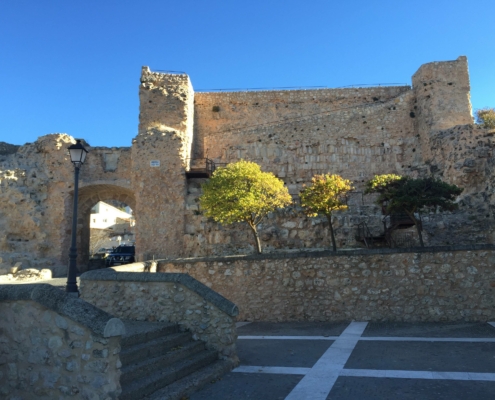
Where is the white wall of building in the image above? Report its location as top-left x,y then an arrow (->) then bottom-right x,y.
90,201 -> 133,229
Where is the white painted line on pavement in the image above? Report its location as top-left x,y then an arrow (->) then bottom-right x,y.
233,366 -> 495,382
341,369 -> 495,381
284,321 -> 368,400
488,322 -> 495,329
238,335 -> 495,342
238,335 -> 338,340
233,366 -> 311,375
236,322 -> 252,328
360,336 -> 495,342
467,372 -> 495,381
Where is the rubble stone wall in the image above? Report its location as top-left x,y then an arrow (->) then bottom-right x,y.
197,87 -> 419,185
0,284 -> 124,399
1,56 -> 493,276
0,134 -> 132,276
132,67 -> 195,260
157,247 -> 495,322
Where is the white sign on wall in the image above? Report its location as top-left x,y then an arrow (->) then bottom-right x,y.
150,160 -> 160,167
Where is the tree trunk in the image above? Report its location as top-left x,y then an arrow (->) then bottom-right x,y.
415,219 -> 424,247
248,222 -> 262,254
326,214 -> 337,252
405,210 -> 424,247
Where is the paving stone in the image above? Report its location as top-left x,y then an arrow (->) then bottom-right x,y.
327,377 -> 495,400
345,341 -> 495,372
190,372 -> 303,400
237,339 -> 333,368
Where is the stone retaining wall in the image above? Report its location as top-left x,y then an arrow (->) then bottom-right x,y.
157,246 -> 495,322
0,284 -> 124,399
80,265 -> 239,363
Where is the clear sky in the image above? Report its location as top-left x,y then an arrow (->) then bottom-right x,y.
1,0 -> 494,148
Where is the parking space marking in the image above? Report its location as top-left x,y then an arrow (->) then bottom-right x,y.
340,369 -> 495,381
234,366 -> 311,375
238,336 -> 495,342
234,366 -> 495,382
284,321 -> 368,400
238,335 -> 338,340
360,336 -> 495,342
232,323 -> 495,399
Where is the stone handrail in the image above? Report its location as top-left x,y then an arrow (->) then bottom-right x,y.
0,283 -> 125,337
81,267 -> 239,317
79,267 -> 239,362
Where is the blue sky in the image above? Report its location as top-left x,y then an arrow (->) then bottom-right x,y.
1,0 -> 494,147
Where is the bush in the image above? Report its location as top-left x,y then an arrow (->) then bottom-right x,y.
475,108 -> 495,129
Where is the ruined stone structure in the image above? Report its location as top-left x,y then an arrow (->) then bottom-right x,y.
0,56 -> 493,276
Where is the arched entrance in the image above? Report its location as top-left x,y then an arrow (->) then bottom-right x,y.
62,184 -> 136,272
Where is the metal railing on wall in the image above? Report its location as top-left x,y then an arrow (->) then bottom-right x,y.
195,83 -> 410,92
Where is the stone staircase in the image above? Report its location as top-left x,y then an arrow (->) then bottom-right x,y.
120,320 -> 233,400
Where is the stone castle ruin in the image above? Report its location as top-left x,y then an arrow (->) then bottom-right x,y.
1,56 -> 494,276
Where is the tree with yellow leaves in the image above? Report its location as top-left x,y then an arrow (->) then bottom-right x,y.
300,174 -> 353,251
200,160 -> 292,254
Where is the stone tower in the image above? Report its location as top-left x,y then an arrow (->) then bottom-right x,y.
131,68 -> 195,260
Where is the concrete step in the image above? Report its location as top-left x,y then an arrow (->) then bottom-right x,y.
121,340 -> 206,383
120,349 -> 219,400
145,359 -> 235,400
121,320 -> 178,347
120,332 -> 192,365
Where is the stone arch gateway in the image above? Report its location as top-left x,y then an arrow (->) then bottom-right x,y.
62,184 -> 137,271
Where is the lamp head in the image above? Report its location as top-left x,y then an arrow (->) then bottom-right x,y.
68,139 -> 88,167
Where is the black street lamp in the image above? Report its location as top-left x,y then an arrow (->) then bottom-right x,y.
66,139 -> 88,295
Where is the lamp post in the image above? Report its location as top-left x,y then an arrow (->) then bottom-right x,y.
66,139 -> 88,295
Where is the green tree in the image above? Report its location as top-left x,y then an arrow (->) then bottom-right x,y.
365,175 -> 463,247
199,160 -> 292,254
300,174 -> 353,251
475,108 -> 495,129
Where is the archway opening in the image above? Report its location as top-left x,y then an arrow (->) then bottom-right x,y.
88,199 -> 135,269
63,184 -> 136,273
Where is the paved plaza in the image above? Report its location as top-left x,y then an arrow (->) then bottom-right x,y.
191,321 -> 495,400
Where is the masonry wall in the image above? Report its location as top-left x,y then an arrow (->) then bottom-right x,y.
0,135 -> 132,276
184,178 -> 391,257
1,56 -> 492,276
158,247 -> 495,322
0,284 -> 124,399
0,301 -> 122,399
422,124 -> 495,245
196,86 -> 420,187
184,85 -> 424,256
132,68 -> 195,260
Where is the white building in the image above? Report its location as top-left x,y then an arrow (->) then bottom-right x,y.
90,201 -> 134,229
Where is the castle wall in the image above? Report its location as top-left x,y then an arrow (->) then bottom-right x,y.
195,86 -> 421,189
132,68 -> 195,260
1,56 -> 492,275
412,56 -> 473,160
0,135 -> 132,276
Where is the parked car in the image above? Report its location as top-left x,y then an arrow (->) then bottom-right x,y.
105,245 -> 135,267
90,248 -> 113,260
